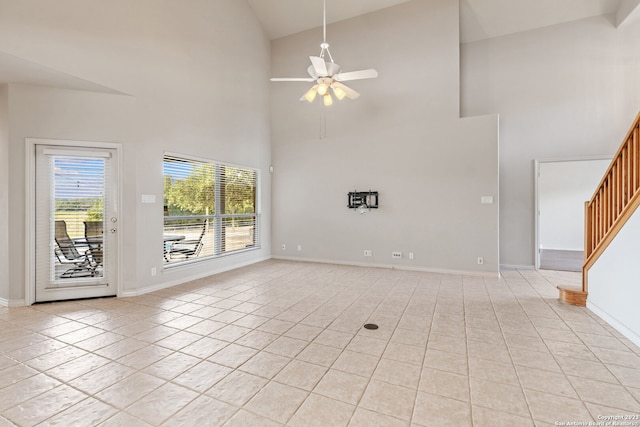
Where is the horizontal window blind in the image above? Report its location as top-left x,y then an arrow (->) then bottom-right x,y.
38,154 -> 108,284
163,155 -> 259,266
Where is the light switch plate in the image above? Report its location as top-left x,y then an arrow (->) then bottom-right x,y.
481,196 -> 494,204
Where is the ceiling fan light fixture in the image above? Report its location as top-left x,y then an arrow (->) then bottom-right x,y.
323,93 -> 333,106
332,85 -> 346,100
317,83 -> 329,96
304,86 -> 318,102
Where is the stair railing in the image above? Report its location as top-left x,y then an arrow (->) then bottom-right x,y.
583,111 -> 640,292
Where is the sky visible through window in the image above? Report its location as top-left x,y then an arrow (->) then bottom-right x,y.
54,157 -> 105,199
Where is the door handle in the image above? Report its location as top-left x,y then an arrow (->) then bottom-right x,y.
110,228 -> 117,233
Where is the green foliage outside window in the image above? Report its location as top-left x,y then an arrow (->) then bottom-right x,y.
163,162 -> 256,218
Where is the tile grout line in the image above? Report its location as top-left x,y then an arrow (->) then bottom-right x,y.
515,269 -> 640,417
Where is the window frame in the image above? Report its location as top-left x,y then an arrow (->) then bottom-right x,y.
162,151 -> 260,268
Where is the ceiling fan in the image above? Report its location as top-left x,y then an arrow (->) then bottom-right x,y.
270,0 -> 378,106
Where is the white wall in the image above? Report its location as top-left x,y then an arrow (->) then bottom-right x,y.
538,158 -> 611,251
587,209 -> 640,347
462,14 -> 640,267
0,0 -> 272,302
0,85 -> 8,303
271,0 -> 500,274
7,84 -> 135,300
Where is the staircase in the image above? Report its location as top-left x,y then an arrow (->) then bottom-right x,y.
559,111 -> 640,306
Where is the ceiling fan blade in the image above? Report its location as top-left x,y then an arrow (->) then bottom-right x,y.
309,56 -> 328,76
331,81 -> 360,100
307,65 -> 320,79
271,77 -> 315,82
333,69 -> 378,82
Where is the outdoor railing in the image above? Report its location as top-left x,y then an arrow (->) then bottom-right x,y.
163,214 -> 257,264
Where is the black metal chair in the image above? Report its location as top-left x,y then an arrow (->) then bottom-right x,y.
84,221 -> 104,268
167,220 -> 207,260
54,220 -> 97,278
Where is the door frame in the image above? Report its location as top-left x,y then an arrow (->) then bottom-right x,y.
25,138 -> 123,305
534,155 -> 612,270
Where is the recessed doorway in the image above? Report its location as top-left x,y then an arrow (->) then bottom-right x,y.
535,157 -> 611,271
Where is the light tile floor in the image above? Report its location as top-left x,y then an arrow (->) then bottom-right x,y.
1,260 -> 639,426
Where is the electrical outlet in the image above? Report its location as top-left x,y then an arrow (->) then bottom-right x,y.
364,250 -> 372,257
151,267 -> 157,276
297,244 -> 302,251
392,251 -> 402,259
282,244 -> 286,250
409,252 -> 414,260
477,257 -> 484,265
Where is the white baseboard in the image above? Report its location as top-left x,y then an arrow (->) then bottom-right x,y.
500,264 -> 535,271
587,301 -> 640,348
0,298 -> 27,307
272,256 -> 501,279
120,256 -> 270,298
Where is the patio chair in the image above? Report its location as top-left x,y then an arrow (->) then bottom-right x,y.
246,225 -> 256,248
167,220 -> 207,260
84,221 -> 104,267
54,220 -> 97,278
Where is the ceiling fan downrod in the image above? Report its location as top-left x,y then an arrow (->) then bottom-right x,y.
320,0 -> 334,63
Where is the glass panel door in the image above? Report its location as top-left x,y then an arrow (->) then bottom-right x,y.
35,145 -> 118,302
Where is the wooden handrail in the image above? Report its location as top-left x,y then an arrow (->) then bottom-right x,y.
582,110 -> 640,293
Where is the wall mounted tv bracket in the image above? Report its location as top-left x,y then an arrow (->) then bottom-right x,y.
348,190 -> 379,212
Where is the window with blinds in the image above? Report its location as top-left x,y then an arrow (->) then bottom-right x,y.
163,154 -> 259,266
38,151 -> 109,284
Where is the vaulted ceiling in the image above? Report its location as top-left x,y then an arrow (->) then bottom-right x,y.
1,0 -> 637,89
248,0 -> 632,43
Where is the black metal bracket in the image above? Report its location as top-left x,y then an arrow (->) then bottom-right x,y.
348,190 -> 379,210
